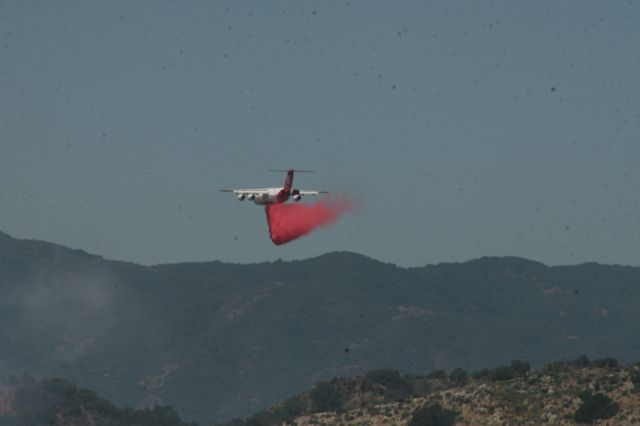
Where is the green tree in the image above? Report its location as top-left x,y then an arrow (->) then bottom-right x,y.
489,365 -> 516,382
280,396 -> 304,419
365,369 -> 402,388
592,358 -> 619,369
408,403 -> 458,426
244,412 -> 271,426
472,368 -> 490,380
364,369 -> 414,399
630,370 -> 640,392
8,376 -> 196,426
510,360 -> 530,377
41,377 -> 77,399
310,382 -> 343,412
426,370 -> 447,380
448,368 -> 468,385
572,354 -> 591,368
573,390 -> 618,423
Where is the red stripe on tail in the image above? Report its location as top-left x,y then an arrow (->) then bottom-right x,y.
283,169 -> 294,192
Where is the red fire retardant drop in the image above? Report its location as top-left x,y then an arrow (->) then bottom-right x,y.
265,198 -> 353,245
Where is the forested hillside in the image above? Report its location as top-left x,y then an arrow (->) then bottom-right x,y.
1,230 -> 639,423
0,374 -> 195,426
223,357 -> 640,425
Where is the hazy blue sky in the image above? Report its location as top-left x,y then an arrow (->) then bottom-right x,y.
1,1 -> 639,266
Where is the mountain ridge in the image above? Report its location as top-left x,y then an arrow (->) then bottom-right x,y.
1,229 -> 629,269
1,230 -> 639,423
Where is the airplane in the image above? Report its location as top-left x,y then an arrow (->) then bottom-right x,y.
220,169 -> 328,205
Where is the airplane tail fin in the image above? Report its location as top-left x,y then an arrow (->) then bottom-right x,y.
269,169 -> 315,193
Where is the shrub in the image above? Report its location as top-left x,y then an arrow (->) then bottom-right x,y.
572,354 -> 591,368
426,370 -> 447,380
472,369 -> 490,380
489,366 -> 516,382
41,377 -> 77,398
573,390 -> 618,423
364,369 -> 414,400
365,369 -> 404,389
408,403 -> 458,426
245,412 -> 271,426
281,396 -> 304,419
592,358 -> 619,369
510,360 -> 530,377
630,371 -> 640,392
544,361 -> 570,374
310,381 -> 344,412
448,368 -> 468,385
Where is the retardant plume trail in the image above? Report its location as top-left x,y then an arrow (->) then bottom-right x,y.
265,197 -> 355,245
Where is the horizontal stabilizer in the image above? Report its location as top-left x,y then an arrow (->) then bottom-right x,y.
269,169 -> 316,173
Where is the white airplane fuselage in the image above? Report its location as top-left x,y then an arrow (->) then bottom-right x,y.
238,188 -> 284,205
223,169 -> 323,205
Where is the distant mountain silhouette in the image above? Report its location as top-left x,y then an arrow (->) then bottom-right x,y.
0,374 -> 196,426
0,230 -> 639,424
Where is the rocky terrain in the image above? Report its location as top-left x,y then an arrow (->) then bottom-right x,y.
230,359 -> 640,425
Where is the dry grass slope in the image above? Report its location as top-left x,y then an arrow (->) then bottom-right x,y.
267,362 -> 640,426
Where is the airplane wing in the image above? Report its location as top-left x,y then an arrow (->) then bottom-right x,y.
220,189 -> 270,194
298,190 -> 329,196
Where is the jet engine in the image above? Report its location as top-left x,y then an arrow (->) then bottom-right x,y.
237,194 -> 246,201
247,193 -> 256,201
293,194 -> 302,201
